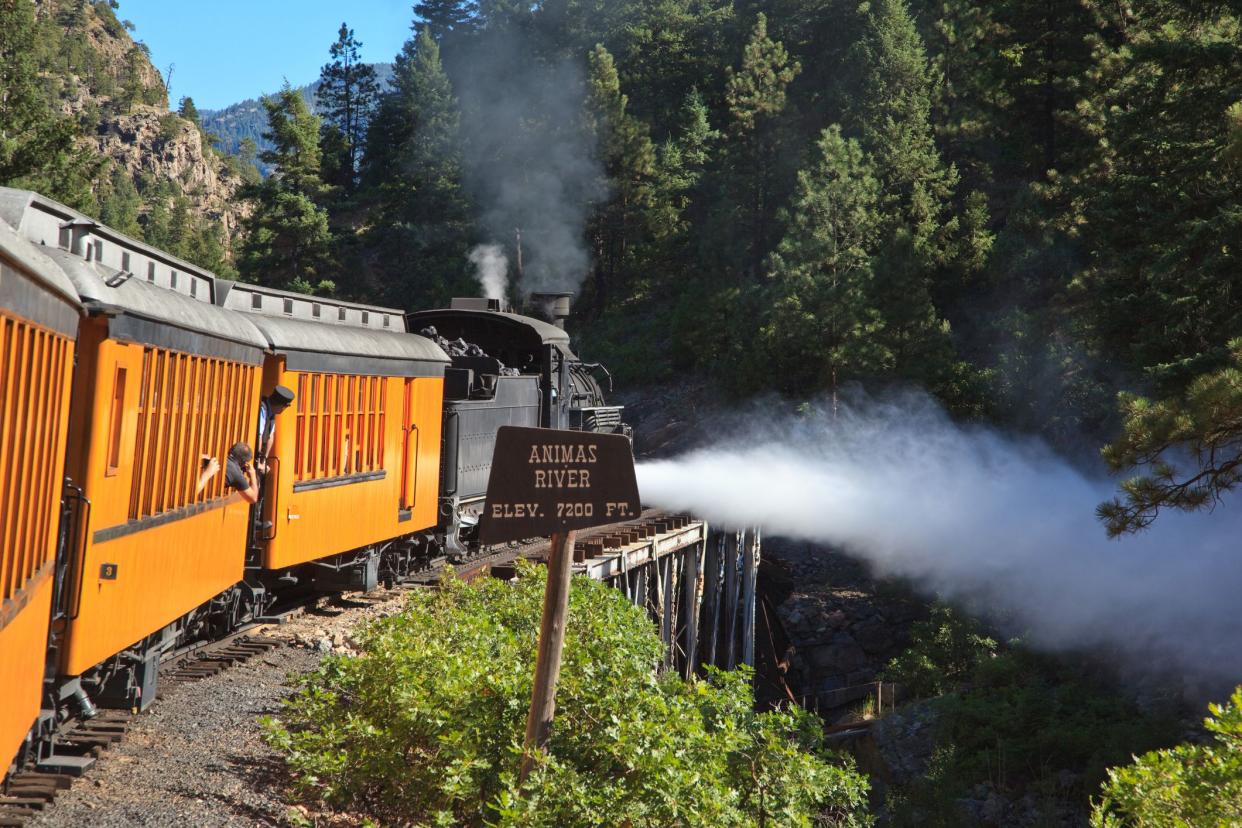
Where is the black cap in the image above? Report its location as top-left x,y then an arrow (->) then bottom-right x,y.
270,385 -> 295,406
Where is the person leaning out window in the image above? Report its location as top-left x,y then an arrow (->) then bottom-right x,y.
195,442 -> 261,504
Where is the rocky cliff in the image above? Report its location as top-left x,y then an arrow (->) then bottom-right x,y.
33,0 -> 246,247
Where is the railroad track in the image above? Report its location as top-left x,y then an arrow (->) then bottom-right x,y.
0,632 -> 288,827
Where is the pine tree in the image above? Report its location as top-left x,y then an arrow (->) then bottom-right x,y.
187,220 -> 235,279
763,127 -> 888,394
414,0 -> 478,41
143,198 -> 171,249
363,28 -> 473,307
0,0 -> 97,210
916,0 -> 1003,192
846,0 -> 955,251
165,197 -> 193,259
1073,1 -> 1242,394
614,0 -> 734,131
177,96 -> 200,126
238,85 -> 335,293
316,23 -> 379,190
651,88 -> 718,255
237,137 -> 262,185
1098,339 -> 1242,537
718,12 -> 800,280
583,43 -> 660,314
98,164 -> 142,238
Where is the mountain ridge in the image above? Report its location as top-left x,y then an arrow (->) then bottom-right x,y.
201,64 -> 394,166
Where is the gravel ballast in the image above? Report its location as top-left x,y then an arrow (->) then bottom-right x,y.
28,590 -> 413,828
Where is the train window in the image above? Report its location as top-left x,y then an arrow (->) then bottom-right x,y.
128,347 -> 256,519
122,251 -> 131,272
148,262 -> 156,282
338,308 -> 346,322
0,320 -> 72,601
283,298 -> 294,315
105,367 -> 127,477
190,280 -> 198,297
94,240 -> 103,262
362,311 -> 370,325
383,314 -> 390,328
293,371 -> 386,482
170,271 -> 178,289
251,292 -> 262,309
313,303 -> 321,318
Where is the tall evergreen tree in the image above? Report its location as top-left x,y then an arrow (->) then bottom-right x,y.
98,164 -> 142,237
718,12 -> 800,281
1074,0 -> 1242,394
177,96 -> 200,126
316,23 -> 379,190
239,85 -> 335,293
583,43 -> 660,314
653,87 -> 719,254
0,0 -> 96,210
841,0 -> 972,398
414,0 -> 479,41
364,27 -> 473,307
763,126 -> 887,396
614,0 -> 734,131
846,0 -> 955,251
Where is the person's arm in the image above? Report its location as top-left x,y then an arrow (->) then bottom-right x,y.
195,456 -> 219,495
236,461 -> 260,505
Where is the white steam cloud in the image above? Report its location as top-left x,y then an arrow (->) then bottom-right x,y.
468,244 -> 509,301
636,393 -> 1242,691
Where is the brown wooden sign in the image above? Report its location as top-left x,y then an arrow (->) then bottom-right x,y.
477,426 -> 640,545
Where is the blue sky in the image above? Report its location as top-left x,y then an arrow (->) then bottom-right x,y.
117,0 -> 417,110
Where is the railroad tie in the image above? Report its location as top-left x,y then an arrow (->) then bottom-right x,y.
7,772 -> 72,791
0,797 -> 46,812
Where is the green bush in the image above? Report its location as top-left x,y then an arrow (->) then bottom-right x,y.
1092,687 -> 1242,827
881,602 -> 998,698
879,604 -> 1179,825
264,565 -> 870,827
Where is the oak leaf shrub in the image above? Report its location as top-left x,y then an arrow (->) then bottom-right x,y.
264,564 -> 869,826
1091,687 -> 1242,827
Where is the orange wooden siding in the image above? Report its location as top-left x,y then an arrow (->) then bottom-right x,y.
0,575 -> 53,775
0,309 -> 75,775
60,328 -> 261,677
260,363 -> 443,570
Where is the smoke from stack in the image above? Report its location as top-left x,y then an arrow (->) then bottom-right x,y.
455,27 -> 604,297
468,244 -> 509,302
635,391 -> 1242,692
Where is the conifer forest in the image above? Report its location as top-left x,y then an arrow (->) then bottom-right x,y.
3,0 -> 1242,825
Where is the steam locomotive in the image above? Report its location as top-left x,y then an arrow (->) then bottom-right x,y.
0,188 -> 626,778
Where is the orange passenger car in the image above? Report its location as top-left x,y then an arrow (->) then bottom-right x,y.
233,302 -> 448,581
52,275 -> 267,699
0,190 -> 454,778
0,192 -> 274,711
0,218 -> 80,775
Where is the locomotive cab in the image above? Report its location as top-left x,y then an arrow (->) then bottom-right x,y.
407,298 -> 628,560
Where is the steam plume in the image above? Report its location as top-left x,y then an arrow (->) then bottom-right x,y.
468,244 -> 509,301
636,392 -> 1242,691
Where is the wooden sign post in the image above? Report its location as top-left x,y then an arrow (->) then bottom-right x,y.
478,426 -> 640,785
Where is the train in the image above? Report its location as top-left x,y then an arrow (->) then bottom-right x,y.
0,188 -> 627,779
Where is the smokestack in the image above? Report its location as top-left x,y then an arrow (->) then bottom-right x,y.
531,292 -> 572,329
